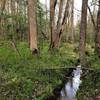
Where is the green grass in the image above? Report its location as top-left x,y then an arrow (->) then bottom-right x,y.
0,41 -> 100,100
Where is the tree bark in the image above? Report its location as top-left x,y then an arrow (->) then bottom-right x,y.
0,0 -> 6,14
57,0 -> 63,31
45,0 -> 48,34
11,0 -> 16,38
70,0 -> 74,42
0,0 -> 6,37
67,0 -> 74,43
51,0 -> 64,48
50,0 -> 56,49
79,0 -> 88,67
50,0 -> 70,49
88,6 -> 96,29
95,0 -> 100,56
28,0 -> 38,53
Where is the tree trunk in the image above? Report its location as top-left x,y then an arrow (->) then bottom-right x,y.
28,0 -> 38,54
67,0 -> 74,43
70,0 -> 74,43
51,0 -> 64,49
11,0 -> 16,38
50,0 -> 56,49
95,0 -> 100,56
50,0 -> 70,49
45,0 -> 48,34
88,6 -> 96,29
0,0 -> 6,37
79,0 -> 88,67
57,0 -> 63,30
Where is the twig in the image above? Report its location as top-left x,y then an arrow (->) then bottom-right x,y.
10,39 -> 21,57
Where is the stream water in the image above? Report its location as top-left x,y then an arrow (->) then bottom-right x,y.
60,65 -> 82,100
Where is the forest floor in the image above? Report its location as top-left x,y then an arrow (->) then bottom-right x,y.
0,41 -> 100,100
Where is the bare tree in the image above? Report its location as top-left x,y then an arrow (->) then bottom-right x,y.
50,0 -> 56,49
11,0 -> 16,37
88,0 -> 100,56
88,6 -> 96,29
28,0 -> 38,54
50,0 -> 71,49
67,0 -> 74,43
79,0 -> 88,66
51,0 -> 64,48
70,0 -> 74,42
0,0 -> 6,37
95,0 -> 100,56
45,0 -> 48,34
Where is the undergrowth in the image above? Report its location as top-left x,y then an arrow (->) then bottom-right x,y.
0,41 -> 100,100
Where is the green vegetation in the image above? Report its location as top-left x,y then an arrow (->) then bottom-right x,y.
0,41 -> 100,100
0,0 -> 100,99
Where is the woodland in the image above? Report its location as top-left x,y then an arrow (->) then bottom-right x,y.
0,0 -> 100,100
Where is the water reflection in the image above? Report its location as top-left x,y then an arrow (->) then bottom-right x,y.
60,65 -> 82,100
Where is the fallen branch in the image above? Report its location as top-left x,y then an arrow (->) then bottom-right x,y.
36,66 -> 95,71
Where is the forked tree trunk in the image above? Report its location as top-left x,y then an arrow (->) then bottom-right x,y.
28,0 -> 38,54
95,0 -> 100,56
50,0 -> 70,49
79,0 -> 88,67
50,0 -> 64,49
